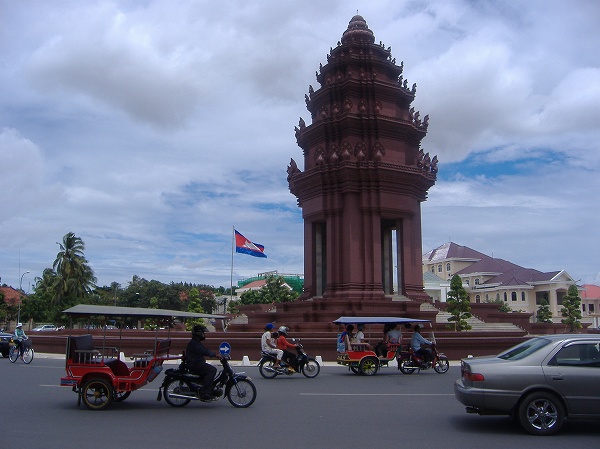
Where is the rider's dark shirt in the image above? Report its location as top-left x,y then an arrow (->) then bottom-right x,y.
186,338 -> 216,365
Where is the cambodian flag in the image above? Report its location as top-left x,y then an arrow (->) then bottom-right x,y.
235,230 -> 267,258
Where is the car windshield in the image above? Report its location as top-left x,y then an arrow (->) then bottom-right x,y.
497,337 -> 552,361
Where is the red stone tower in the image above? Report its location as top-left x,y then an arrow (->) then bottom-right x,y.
288,15 -> 437,303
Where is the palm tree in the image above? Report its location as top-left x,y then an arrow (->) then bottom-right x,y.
53,232 -> 97,306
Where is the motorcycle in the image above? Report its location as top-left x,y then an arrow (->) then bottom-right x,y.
258,341 -> 320,379
158,354 -> 257,408
397,343 -> 450,374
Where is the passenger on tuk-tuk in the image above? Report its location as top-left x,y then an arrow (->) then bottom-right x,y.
352,324 -> 372,350
411,325 -> 433,364
338,324 -> 355,352
375,323 -> 403,357
186,324 -> 221,400
276,326 -> 298,373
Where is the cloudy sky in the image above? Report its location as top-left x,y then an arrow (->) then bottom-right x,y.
1,0 -> 599,292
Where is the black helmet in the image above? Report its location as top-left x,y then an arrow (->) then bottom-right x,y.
192,324 -> 208,340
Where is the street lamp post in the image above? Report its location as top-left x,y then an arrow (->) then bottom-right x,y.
17,271 -> 30,324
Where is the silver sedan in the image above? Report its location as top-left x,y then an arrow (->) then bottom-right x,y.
454,334 -> 600,435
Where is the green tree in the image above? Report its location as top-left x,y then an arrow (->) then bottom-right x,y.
561,285 -> 582,332
239,275 -> 299,305
446,275 -> 472,331
186,287 -> 206,330
492,297 -> 512,313
53,232 -> 97,307
536,297 -> 553,323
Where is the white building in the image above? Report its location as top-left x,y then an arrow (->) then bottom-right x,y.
423,242 -> 581,322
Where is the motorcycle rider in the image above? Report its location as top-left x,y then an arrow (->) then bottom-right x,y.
13,323 -> 27,359
186,324 -> 221,399
276,326 -> 298,373
261,323 -> 284,370
411,325 -> 433,366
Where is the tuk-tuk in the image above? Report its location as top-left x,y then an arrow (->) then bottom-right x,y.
333,316 -> 432,376
60,304 -> 227,410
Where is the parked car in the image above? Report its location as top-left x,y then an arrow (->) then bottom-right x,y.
32,324 -> 57,332
1,331 -> 13,357
454,334 -> 600,435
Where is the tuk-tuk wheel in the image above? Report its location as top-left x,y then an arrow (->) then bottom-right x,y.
81,378 -> 113,411
359,357 -> 379,376
114,391 -> 132,402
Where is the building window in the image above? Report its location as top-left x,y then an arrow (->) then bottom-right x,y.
536,292 -> 549,305
446,262 -> 451,272
485,294 -> 489,302
521,292 -> 526,301
437,264 -> 442,273
431,266 -> 435,273
590,304 -> 595,313
475,294 -> 481,303
511,292 -> 517,301
504,292 -> 507,302
464,279 -> 469,286
583,304 -> 587,312
496,293 -> 500,301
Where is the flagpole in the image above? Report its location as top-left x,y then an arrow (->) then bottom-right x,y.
230,225 -> 235,308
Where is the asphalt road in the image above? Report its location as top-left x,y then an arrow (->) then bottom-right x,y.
2,354 -> 599,448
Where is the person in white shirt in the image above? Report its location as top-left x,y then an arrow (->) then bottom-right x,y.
352,324 -> 373,350
261,323 -> 284,369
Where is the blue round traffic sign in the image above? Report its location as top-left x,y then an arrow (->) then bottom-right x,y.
219,342 -> 231,356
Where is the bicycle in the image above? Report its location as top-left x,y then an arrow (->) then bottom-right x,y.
9,338 -> 34,364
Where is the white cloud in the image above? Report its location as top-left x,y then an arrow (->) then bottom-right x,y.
1,0 -> 599,290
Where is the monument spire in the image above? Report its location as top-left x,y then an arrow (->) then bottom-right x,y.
288,16 -> 438,302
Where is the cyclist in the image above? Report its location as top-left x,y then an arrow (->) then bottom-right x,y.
14,323 -> 27,359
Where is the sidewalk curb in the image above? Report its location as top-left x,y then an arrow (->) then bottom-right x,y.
34,353 -> 462,367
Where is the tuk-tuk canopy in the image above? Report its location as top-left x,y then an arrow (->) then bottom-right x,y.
332,316 -> 430,325
63,304 -> 226,320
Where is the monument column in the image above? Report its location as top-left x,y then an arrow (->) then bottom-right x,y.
288,15 -> 438,302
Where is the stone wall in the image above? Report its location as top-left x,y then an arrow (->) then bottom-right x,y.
29,329 -> 531,362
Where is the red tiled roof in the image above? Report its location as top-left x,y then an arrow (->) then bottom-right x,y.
240,280 -> 267,290
0,286 -> 22,304
581,284 -> 600,299
425,242 -> 566,287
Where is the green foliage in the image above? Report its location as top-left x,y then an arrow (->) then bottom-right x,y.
561,285 -> 582,332
239,275 -> 299,305
227,301 -> 239,314
53,232 -> 97,306
491,297 -> 512,313
536,297 -> 553,323
446,275 -> 472,331
186,288 -> 206,330
28,232 -> 97,325
21,233 -> 290,326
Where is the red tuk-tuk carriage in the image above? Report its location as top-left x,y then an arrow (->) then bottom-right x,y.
60,304 -> 226,410
333,316 -> 433,376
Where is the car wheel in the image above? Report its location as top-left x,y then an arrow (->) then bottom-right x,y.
518,392 -> 565,436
